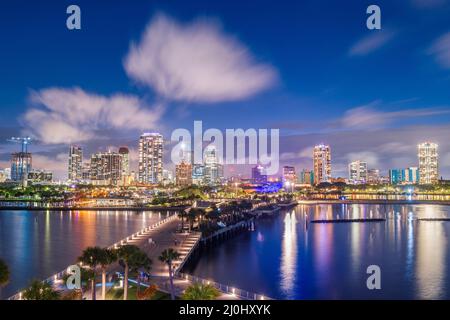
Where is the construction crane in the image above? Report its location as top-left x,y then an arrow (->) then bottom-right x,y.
8,136 -> 32,153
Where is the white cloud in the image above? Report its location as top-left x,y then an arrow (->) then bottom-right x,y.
124,14 -> 277,103
428,31 -> 450,69
23,87 -> 163,144
346,151 -> 379,167
338,104 -> 450,130
349,30 -> 396,56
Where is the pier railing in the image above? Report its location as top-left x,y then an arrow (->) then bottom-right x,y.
7,212 -> 178,300
177,272 -> 271,300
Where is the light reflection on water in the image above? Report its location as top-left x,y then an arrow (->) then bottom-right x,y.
185,204 -> 450,299
0,210 -> 169,298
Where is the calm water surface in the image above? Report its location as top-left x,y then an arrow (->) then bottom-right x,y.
0,210 -> 171,298
185,204 -> 450,299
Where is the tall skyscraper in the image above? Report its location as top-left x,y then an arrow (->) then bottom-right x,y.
90,151 -> 123,185
348,160 -> 368,184
11,152 -> 32,182
68,145 -> 83,182
139,133 -> 163,184
418,142 -> 438,184
204,145 -> 223,185
313,144 -> 331,184
118,146 -> 130,177
176,161 -> 193,187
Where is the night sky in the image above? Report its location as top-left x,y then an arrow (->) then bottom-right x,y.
0,0 -> 449,179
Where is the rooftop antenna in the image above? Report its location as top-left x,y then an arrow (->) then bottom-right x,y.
8,136 -> 32,153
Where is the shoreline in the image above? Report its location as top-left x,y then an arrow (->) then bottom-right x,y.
297,199 -> 450,205
0,205 -> 189,211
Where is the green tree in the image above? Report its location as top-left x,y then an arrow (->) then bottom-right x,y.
98,248 -> 117,300
77,246 -> 105,300
129,251 -> 152,295
116,245 -> 141,300
158,248 -> 180,300
0,259 -> 10,300
23,280 -> 60,300
181,283 -> 220,300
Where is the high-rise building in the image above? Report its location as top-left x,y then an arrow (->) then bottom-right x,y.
176,161 -> 193,187
118,147 -> 130,177
162,169 -> 174,186
348,160 -> 368,184
68,145 -> 83,182
367,169 -> 380,184
313,144 -> 331,184
139,133 -> 163,184
251,165 -> 267,184
299,169 -> 314,185
418,142 -> 438,184
204,145 -> 223,185
282,166 -> 296,184
11,152 -> 32,182
192,164 -> 205,185
90,151 -> 123,185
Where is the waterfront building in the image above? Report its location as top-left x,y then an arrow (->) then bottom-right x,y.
81,162 -> 91,182
282,166 -> 296,184
27,170 -> 53,183
68,145 -> 83,182
176,161 -> 193,187
251,164 -> 267,184
192,164 -> 205,185
204,145 -> 223,185
313,144 -> 331,184
367,169 -> 380,184
418,142 -> 438,184
139,133 -> 163,184
162,169 -> 174,186
90,151 -> 123,185
299,169 -> 314,185
11,152 -> 32,182
389,167 -> 419,185
348,160 -> 368,184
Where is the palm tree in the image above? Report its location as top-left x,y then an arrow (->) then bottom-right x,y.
116,245 -> 141,300
158,248 -> 180,300
0,259 -> 10,300
129,251 -> 152,295
23,280 -> 60,300
77,246 -> 104,300
98,248 -> 117,300
181,283 -> 220,300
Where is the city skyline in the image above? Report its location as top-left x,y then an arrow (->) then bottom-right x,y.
0,1 -> 450,180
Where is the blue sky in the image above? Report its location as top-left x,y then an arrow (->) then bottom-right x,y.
0,0 -> 450,179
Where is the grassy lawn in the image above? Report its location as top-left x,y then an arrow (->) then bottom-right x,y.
106,283 -> 171,300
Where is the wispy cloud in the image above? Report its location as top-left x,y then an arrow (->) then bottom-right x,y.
335,103 -> 450,130
428,31 -> 450,69
22,87 -> 163,144
124,14 -> 277,103
349,30 -> 396,57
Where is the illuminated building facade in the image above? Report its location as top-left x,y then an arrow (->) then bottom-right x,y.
68,145 -> 83,182
313,144 -> 331,184
11,152 -> 32,182
418,142 -> 438,184
176,161 -> 193,187
90,151 -> 123,185
139,133 -> 163,184
348,160 -> 368,184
